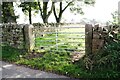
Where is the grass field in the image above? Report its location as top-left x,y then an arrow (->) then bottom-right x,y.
35,25 -> 85,53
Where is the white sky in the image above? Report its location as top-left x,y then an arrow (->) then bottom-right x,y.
14,0 -> 120,24
82,0 -> 119,22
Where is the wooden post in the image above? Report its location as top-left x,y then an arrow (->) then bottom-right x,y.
24,24 -> 35,52
85,24 -> 93,55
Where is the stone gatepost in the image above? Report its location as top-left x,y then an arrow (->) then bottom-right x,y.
24,24 -> 35,52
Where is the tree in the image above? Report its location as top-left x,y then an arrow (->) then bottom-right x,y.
111,11 -> 118,25
2,2 -> 18,23
19,1 -> 54,23
111,11 -> 120,39
106,11 -> 120,40
19,2 -> 38,24
37,1 -> 54,23
52,0 -> 95,23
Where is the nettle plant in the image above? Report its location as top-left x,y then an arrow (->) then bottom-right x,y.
105,25 -> 120,41
110,11 -> 120,40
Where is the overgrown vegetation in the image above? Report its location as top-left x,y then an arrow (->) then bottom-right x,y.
76,24 -> 120,78
2,37 -> 120,78
77,40 -> 120,78
2,24 -> 120,78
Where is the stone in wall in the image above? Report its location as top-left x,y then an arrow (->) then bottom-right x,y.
92,25 -> 106,53
1,24 -> 24,49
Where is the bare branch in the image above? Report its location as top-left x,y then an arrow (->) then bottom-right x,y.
53,2 -> 58,19
38,1 -> 43,19
62,1 -> 73,12
60,2 -> 62,11
47,2 -> 54,17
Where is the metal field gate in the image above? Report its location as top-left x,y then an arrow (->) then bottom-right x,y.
34,24 -> 85,54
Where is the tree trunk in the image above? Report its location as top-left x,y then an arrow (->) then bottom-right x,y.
53,2 -> 73,23
43,17 -> 48,23
56,16 -> 62,23
53,2 -> 63,23
29,4 -> 32,24
38,1 -> 53,23
56,18 -> 61,23
42,2 -> 48,23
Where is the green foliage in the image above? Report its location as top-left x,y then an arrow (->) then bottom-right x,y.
94,41 -> 120,70
104,24 -> 120,41
2,2 -> 18,23
2,41 -> 120,78
19,2 -> 39,24
19,2 -> 38,15
2,46 -> 23,62
77,40 -> 120,78
84,0 -> 95,4
111,11 -> 119,25
53,0 -> 95,23
93,41 -> 120,78
2,23 -> 119,78
69,0 -> 95,15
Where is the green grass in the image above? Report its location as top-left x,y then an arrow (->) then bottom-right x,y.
2,40 -> 120,78
1,46 -> 24,62
35,27 -> 85,52
1,45 -> 87,78
15,51 -> 88,78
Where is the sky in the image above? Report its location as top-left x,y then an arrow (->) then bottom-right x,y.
14,0 -> 120,24
82,0 -> 120,22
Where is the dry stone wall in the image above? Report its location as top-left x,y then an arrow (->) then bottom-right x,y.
1,24 -> 25,49
92,25 -> 108,53
1,23 -> 111,54
33,23 -> 72,37
85,24 -> 109,54
33,23 -> 57,37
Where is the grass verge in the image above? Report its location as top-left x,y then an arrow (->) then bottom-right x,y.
2,40 -> 120,78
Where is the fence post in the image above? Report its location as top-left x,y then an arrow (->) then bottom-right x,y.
85,24 -> 93,55
24,24 -> 35,52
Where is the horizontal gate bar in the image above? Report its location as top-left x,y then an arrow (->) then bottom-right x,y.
59,47 -> 85,49
35,44 -> 54,46
66,37 -> 85,39
35,27 -> 85,29
48,50 -> 85,52
36,36 -> 85,39
35,44 -> 85,47
60,27 -> 85,28
36,40 -> 56,42
65,42 -> 85,43
38,32 -> 85,34
35,38 -> 85,41
58,45 -> 85,47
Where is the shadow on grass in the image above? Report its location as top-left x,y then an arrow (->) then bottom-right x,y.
2,46 -> 26,62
